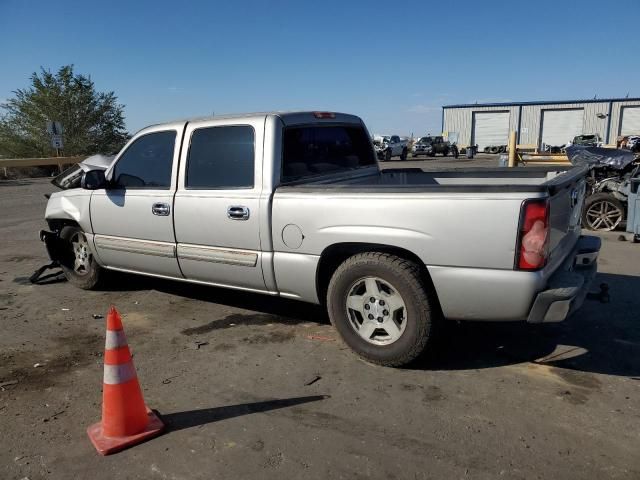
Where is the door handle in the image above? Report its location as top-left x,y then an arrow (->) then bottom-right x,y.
227,205 -> 250,220
152,202 -> 170,216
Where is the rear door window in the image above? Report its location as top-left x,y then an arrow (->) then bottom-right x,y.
186,125 -> 255,189
282,125 -> 376,182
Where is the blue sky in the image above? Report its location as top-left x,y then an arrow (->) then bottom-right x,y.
1,0 -> 638,137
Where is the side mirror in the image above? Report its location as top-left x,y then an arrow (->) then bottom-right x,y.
81,169 -> 107,190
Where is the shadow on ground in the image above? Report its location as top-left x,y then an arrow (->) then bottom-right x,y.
413,272 -> 640,378
162,395 -> 329,432
88,270 -> 640,378
102,271 -> 329,325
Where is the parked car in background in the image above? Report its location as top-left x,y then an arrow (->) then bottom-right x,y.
42,111 -> 600,367
572,134 -> 602,147
411,136 -> 450,157
374,135 -> 408,161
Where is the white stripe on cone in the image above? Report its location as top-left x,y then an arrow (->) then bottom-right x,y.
105,330 -> 128,350
103,362 -> 137,385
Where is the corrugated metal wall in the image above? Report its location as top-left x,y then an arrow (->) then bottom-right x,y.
443,99 -> 640,147
609,100 -> 640,139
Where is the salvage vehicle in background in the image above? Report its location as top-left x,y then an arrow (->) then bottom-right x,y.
42,111 -> 600,367
572,134 -> 601,147
411,136 -> 450,157
374,135 -> 408,161
567,145 -> 640,231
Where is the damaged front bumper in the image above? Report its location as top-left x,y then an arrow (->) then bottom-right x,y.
40,229 -> 67,263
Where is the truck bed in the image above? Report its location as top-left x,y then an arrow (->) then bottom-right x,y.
277,166 -> 588,194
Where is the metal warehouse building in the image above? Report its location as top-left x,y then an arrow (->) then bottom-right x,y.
442,98 -> 640,150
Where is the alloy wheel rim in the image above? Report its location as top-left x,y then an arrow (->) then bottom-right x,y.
345,276 -> 407,345
71,232 -> 91,275
586,200 -> 622,231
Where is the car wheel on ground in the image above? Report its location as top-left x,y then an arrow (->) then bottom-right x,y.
385,150 -> 392,162
400,148 -> 408,161
582,193 -> 625,231
59,225 -> 102,289
442,149 -> 448,157
326,252 -> 438,367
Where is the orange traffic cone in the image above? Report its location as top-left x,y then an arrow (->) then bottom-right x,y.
87,306 -> 164,455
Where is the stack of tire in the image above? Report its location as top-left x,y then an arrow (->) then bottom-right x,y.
483,145 -> 507,154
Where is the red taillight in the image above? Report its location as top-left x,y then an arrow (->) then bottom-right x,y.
517,199 -> 549,270
313,111 -> 336,119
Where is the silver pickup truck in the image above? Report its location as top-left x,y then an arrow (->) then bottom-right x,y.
42,111 -> 600,366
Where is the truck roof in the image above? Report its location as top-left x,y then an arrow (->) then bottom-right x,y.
145,111 -> 363,130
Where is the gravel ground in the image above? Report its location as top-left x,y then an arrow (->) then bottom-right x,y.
1,175 -> 639,480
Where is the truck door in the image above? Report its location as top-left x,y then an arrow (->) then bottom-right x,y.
90,123 -> 184,278
173,118 -> 266,292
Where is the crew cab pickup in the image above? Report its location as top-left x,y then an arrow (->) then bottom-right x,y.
412,135 -> 450,157
42,111 -> 601,367
373,135 -> 409,161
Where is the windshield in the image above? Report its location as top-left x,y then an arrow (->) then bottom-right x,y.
282,125 -> 376,182
418,137 -> 432,144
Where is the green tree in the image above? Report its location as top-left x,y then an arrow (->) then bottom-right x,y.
0,65 -> 128,158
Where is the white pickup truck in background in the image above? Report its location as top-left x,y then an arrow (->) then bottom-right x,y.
373,135 -> 408,161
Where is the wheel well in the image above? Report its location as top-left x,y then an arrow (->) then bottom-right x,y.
316,243 -> 440,309
47,219 -> 81,233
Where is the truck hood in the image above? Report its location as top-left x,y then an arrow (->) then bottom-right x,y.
51,154 -> 115,190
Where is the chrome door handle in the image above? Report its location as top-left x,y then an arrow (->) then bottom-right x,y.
152,202 -> 170,216
227,205 -> 250,220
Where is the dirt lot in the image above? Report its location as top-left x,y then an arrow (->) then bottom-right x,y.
1,171 -> 639,480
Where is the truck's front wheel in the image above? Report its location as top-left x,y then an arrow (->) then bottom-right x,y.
384,150 -> 392,162
327,252 -> 438,367
59,226 -> 102,289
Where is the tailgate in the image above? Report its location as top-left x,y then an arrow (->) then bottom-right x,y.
544,166 -> 589,273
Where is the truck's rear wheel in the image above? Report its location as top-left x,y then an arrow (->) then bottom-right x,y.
400,148 -> 408,161
327,252 -> 437,367
59,226 -> 102,289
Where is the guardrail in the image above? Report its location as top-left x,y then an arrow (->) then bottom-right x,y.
0,156 -> 84,168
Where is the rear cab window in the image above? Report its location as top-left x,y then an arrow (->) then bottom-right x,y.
185,125 -> 255,189
282,125 -> 376,182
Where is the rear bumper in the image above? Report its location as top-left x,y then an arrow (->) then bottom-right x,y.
526,235 -> 601,323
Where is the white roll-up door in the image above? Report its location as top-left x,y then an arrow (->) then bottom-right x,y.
472,112 -> 509,150
620,106 -> 640,136
540,109 -> 584,147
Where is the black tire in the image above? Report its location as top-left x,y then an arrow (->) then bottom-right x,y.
327,252 -> 438,367
59,225 -> 102,289
582,193 -> 625,231
442,149 -> 448,157
385,149 -> 392,162
400,148 -> 408,161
